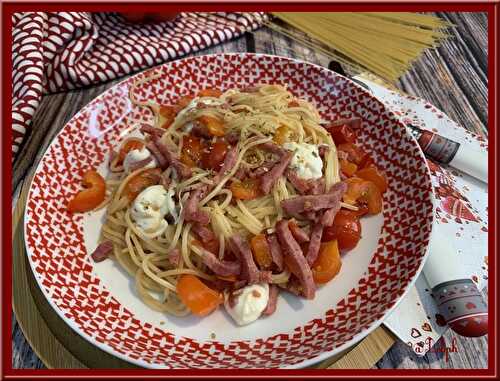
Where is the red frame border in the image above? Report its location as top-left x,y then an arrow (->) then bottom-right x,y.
2,2 -> 497,379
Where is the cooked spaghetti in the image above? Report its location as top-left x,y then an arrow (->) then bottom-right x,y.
69,81 -> 386,325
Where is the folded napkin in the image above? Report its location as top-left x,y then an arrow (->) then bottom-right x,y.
11,11 -> 267,159
355,76 -> 488,355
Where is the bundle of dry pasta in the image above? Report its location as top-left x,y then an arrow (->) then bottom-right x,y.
266,12 -> 452,82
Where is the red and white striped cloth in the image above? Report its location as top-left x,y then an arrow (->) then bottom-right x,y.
11,12 -> 267,159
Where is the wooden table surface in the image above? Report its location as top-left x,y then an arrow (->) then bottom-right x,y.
12,12 -> 488,369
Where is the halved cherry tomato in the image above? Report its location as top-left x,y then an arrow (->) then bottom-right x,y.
197,115 -> 225,137
117,138 -> 144,163
322,210 -> 362,251
201,139 -> 229,170
68,170 -> 106,213
250,234 -> 273,270
158,105 -> 177,129
176,274 -> 222,316
311,240 -> 342,284
273,125 -> 289,145
343,177 -> 383,215
198,88 -> 222,98
230,178 -> 261,200
356,166 -> 388,193
176,95 -> 194,110
123,168 -> 161,201
327,124 -> 357,145
339,159 -> 358,177
181,134 -> 204,167
288,100 -> 300,107
338,143 -> 367,165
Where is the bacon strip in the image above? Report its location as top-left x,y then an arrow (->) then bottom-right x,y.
260,151 -> 293,194
140,123 -> 165,138
192,223 -> 216,243
202,250 -> 241,276
182,187 -> 210,225
91,241 -> 113,263
262,284 -> 279,316
146,141 -> 168,169
259,271 -> 273,283
275,220 -> 315,299
306,223 -> 323,266
288,220 -> 310,244
167,248 -> 181,267
266,234 -> 284,272
152,136 -> 192,179
128,156 -> 153,172
281,182 -> 347,216
259,141 -> 287,156
228,234 -> 260,284
285,170 -> 326,196
213,145 -> 238,183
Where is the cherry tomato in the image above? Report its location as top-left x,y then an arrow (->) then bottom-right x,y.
198,88 -> 222,98
230,178 -> 262,200
322,210 -> 362,251
338,143 -> 367,165
123,168 -> 162,201
311,240 -> 342,284
176,275 -> 222,316
158,105 -> 177,129
273,125 -> 289,145
339,159 -> 358,178
201,139 -> 229,170
327,124 -> 357,145
180,134 -> 204,167
117,138 -> 144,163
288,100 -> 300,107
343,177 -> 383,215
197,115 -> 225,137
250,234 -> 272,270
356,166 -> 388,193
68,170 -> 106,213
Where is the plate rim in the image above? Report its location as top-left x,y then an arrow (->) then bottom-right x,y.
23,52 -> 435,369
